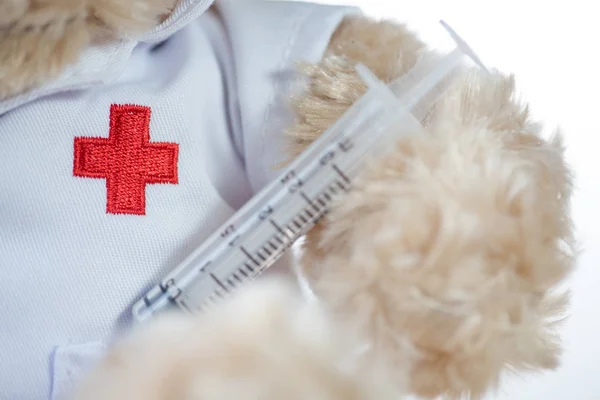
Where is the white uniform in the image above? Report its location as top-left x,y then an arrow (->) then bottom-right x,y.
0,0 -> 359,398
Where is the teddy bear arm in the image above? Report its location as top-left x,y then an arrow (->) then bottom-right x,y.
286,14 -> 576,399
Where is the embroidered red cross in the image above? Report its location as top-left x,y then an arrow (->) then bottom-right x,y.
74,104 -> 179,215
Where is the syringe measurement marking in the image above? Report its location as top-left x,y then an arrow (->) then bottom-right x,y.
250,179 -> 343,265
240,246 -> 260,266
301,191 -> 320,214
222,191 -> 336,284
256,251 -> 266,262
332,163 -> 351,185
210,273 -> 229,292
270,219 -> 290,239
155,178 -> 350,319
186,179 -> 351,313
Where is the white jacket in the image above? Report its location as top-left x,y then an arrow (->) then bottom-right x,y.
0,0 -> 359,398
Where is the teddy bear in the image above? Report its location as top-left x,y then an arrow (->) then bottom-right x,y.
0,0 -> 576,399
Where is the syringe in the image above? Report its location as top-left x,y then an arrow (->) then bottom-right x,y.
132,20 -> 488,322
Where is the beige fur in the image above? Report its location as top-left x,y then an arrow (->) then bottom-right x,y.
0,0 -> 176,99
72,278 -> 401,400
288,15 -> 576,399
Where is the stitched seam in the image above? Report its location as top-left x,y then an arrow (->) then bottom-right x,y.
258,7 -> 315,186
141,0 -> 214,43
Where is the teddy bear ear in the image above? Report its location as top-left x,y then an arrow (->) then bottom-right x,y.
89,0 -> 176,37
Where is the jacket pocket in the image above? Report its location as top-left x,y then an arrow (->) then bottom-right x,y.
49,341 -> 107,400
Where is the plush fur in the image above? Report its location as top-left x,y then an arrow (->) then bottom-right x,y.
0,0 -> 175,99
1,2 -> 576,400
71,278 -> 402,400
290,16 -> 576,399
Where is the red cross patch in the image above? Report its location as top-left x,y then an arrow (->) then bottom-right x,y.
73,104 -> 179,215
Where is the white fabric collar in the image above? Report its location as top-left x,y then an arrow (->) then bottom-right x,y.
0,0 -> 215,116
142,0 -> 216,44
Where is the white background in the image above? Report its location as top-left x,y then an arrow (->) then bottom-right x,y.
294,1 -> 599,398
